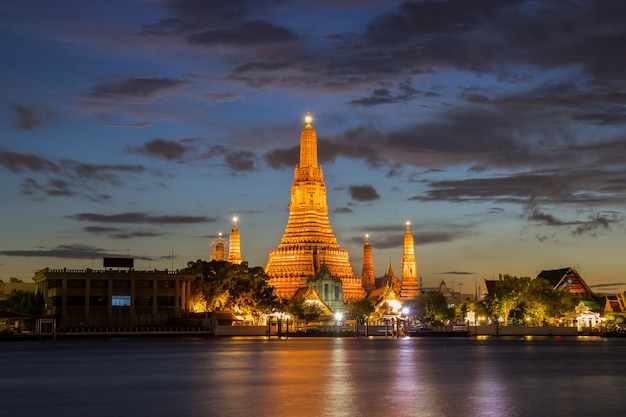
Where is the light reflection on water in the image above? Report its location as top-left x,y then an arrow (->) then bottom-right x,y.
1,336 -> 625,417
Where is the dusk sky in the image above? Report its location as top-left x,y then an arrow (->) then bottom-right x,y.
2,0 -> 625,293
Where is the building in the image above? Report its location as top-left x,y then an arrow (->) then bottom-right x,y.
361,235 -> 375,292
227,217 -> 242,265
33,266 -> 194,328
265,113 -> 364,301
536,267 -> 595,298
400,222 -> 420,300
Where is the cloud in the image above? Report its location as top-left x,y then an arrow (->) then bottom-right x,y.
436,271 -> 477,275
348,79 -> 438,107
68,212 -> 216,224
0,150 -> 59,173
11,103 -> 60,131
225,150 -> 257,172
84,76 -> 191,101
187,20 -> 297,47
206,92 -> 241,102
0,244 -> 123,260
526,209 -> 621,237
0,148 -> 159,201
127,138 -> 195,161
84,226 -> 163,239
349,184 -> 380,202
333,207 -> 354,214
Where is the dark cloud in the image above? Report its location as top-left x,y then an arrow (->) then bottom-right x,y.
225,150 -> 257,172
84,76 -> 191,100
348,79 -> 438,107
349,184 -> 380,202
0,149 -> 157,201
11,103 -> 60,131
347,223 -> 474,249
526,209 -> 621,238
85,226 -> 163,239
436,271 -> 477,275
333,207 -> 354,214
127,138 -> 195,161
68,212 -> 215,224
0,244 -> 117,260
187,20 -> 297,47
0,150 -> 59,173
206,92 -> 241,102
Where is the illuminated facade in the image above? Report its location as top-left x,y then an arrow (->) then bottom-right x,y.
209,232 -> 227,261
400,222 -> 420,300
265,113 -> 365,301
227,217 -> 242,265
361,234 -> 375,291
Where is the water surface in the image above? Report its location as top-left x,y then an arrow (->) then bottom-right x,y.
1,336 -> 623,416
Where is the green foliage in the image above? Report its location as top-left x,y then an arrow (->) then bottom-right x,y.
286,298 -> 325,323
405,291 -> 454,324
484,274 -> 529,326
345,298 -> 374,320
187,260 -> 278,319
2,290 -> 45,316
484,274 -> 582,325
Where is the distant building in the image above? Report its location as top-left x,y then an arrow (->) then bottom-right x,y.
33,266 -> 194,328
536,267 -> 594,298
228,217 -> 242,265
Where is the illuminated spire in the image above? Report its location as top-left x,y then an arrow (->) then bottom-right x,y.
266,112 -> 364,301
299,111 -> 319,172
401,221 -> 419,299
361,234 -> 375,291
214,232 -> 225,261
228,216 -> 242,265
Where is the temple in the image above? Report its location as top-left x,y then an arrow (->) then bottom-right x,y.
400,221 -> 420,300
361,234 -> 375,291
265,113 -> 365,301
227,217 -> 242,265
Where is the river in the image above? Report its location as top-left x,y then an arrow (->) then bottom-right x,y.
1,335 -> 623,416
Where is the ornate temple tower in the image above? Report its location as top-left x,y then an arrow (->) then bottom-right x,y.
211,232 -> 225,261
400,221 -> 420,300
228,217 -> 242,265
361,234 -> 375,291
265,113 -> 365,301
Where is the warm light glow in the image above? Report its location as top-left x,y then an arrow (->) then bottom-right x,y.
304,112 -> 313,125
335,312 -> 344,321
365,233 -> 369,238
402,307 -> 409,315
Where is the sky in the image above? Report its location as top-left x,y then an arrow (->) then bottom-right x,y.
1,0 -> 625,293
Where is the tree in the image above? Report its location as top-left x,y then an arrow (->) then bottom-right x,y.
345,299 -> 374,321
187,260 -> 278,321
286,298 -> 325,323
406,291 -> 453,324
522,278 -> 578,325
484,275 -> 528,326
2,290 -> 45,316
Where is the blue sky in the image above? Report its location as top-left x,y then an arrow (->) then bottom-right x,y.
1,0 -> 625,293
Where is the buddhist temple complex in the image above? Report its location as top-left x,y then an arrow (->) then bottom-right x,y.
265,113 -> 365,301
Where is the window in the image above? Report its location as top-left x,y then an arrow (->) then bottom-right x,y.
112,295 -> 131,307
